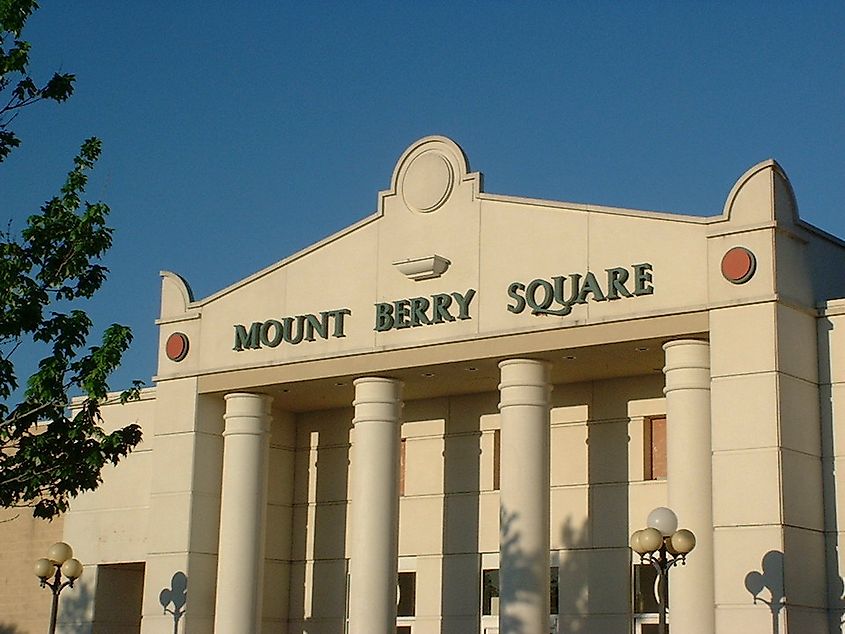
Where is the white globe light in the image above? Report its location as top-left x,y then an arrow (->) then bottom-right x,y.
647,507 -> 678,537
47,542 -> 73,565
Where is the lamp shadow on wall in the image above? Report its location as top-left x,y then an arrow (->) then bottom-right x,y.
159,571 -> 187,634
744,550 -> 785,634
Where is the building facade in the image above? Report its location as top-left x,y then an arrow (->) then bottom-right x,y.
4,135 -> 845,633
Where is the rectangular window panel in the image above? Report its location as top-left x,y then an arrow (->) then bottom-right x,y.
481,568 -> 559,616
644,416 -> 667,480
493,429 -> 501,491
633,564 -> 662,614
400,438 -> 407,496
397,571 -> 416,617
482,569 -> 499,615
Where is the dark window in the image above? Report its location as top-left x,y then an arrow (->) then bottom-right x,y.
633,564 -> 664,614
397,627 -> 412,634
482,569 -> 499,615
397,571 -> 416,617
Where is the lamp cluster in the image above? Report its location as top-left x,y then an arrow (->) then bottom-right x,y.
34,541 -> 84,587
630,507 -> 696,561
35,542 -> 84,634
629,507 -> 696,634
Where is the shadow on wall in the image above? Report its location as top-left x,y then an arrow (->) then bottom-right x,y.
829,576 -> 845,628
557,515 -> 590,632
819,317 -> 845,632
57,578 -> 93,632
440,395 -> 487,634
745,550 -> 785,634
159,571 -> 187,634
498,506 -> 533,634
0,624 -> 23,634
290,412 -> 352,630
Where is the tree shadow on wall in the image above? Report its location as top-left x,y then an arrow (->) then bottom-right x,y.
556,515 -> 592,632
498,505 -> 544,634
57,578 -> 94,632
745,550 -> 785,634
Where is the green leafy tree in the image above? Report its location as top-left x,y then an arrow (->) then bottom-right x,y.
0,0 -> 142,519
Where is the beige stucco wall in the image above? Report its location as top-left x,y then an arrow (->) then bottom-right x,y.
0,510 -> 64,634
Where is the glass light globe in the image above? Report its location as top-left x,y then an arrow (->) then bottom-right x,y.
61,558 -> 84,580
34,557 -> 55,579
638,527 -> 663,553
647,507 -> 679,537
670,529 -> 696,554
47,542 -> 73,565
630,530 -> 646,554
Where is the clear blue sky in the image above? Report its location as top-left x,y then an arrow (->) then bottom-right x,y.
4,1 -> 844,390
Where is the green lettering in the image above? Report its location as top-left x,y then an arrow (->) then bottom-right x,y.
526,279 -> 554,314
395,300 -> 411,329
410,297 -> 431,326
283,316 -> 305,344
550,276 -> 575,316
260,319 -> 284,347
452,289 -> 476,320
233,322 -> 262,351
605,267 -> 632,300
507,282 -> 526,314
305,313 -> 329,341
577,271 -> 606,303
374,303 -> 394,331
633,263 -> 654,296
330,309 -> 352,337
432,293 -> 455,323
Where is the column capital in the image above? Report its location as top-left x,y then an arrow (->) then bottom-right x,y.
352,377 -> 403,425
223,392 -> 272,436
663,340 -> 711,394
498,358 -> 551,408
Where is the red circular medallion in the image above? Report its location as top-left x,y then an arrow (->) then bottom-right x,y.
721,247 -> 756,284
165,332 -> 189,362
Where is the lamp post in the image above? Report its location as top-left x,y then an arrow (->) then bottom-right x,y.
630,507 -> 695,634
34,541 -> 84,634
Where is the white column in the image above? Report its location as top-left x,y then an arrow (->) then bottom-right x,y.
213,392 -> 273,634
348,377 -> 403,634
498,359 -> 551,634
663,340 -> 715,632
